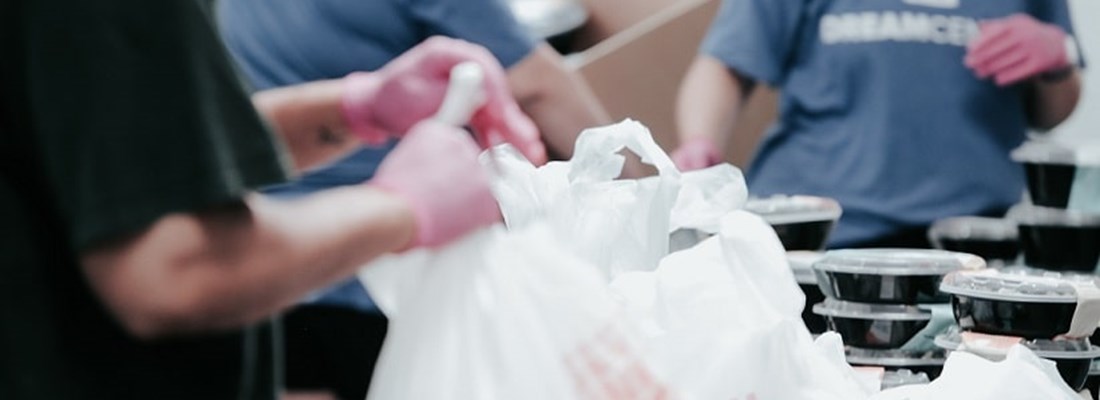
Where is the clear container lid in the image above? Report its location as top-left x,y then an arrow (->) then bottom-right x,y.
1028,340 -> 1100,359
787,251 -> 823,285
1007,204 -> 1100,228
928,216 -> 1019,241
846,348 -> 947,367
744,195 -> 843,225
1011,139 -> 1100,167
813,248 -> 986,276
935,326 -> 1100,359
939,267 -> 1100,303
881,369 -> 931,390
812,299 -> 932,321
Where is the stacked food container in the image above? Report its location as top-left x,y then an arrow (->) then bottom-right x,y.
1009,139 -> 1100,274
928,216 -> 1020,266
936,268 -> 1100,393
744,195 -> 842,334
787,251 -> 828,333
810,249 -> 986,381
1012,139 -> 1100,397
744,195 -> 843,252
919,139 -> 1100,395
1008,205 -> 1100,273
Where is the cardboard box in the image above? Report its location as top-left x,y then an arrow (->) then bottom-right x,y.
572,0 -> 777,167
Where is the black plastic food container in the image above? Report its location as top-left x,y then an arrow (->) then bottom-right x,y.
935,326 -> 1100,392
1009,205 -> 1100,273
928,217 -> 1019,263
846,348 -> 947,380
1086,360 -> 1100,399
1020,340 -> 1099,392
940,268 -> 1100,339
951,295 -> 1076,339
813,299 -> 932,349
1050,357 -> 1094,393
814,249 -> 985,304
1024,163 -> 1076,208
789,251 -> 828,334
745,195 -> 842,251
1011,140 -> 1099,209
802,285 -> 828,334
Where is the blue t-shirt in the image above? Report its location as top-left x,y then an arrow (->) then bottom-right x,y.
702,0 -> 1085,247
218,0 -> 536,310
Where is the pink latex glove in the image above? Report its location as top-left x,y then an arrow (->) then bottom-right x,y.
671,136 -> 722,171
965,14 -> 1071,86
369,120 -> 501,249
342,36 -> 547,165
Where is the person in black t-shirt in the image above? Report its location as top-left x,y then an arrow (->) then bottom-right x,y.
0,1 -> 543,399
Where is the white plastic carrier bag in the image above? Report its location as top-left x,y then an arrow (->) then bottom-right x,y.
610,211 -> 872,400
486,119 -> 681,279
870,345 -> 1083,400
668,163 -> 748,235
359,224 -> 672,400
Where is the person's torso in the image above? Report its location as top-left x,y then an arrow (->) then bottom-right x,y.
0,1 -> 280,396
748,0 -> 1038,246
0,107 -> 281,400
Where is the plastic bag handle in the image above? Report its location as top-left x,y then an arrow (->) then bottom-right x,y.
566,119 -> 681,183
433,62 -> 486,127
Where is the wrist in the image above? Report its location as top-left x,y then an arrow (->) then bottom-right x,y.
341,72 -> 390,145
685,134 -> 717,145
1039,66 -> 1075,84
683,135 -> 721,153
1038,36 -> 1079,83
365,180 -> 426,252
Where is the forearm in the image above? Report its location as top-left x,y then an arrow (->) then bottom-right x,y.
252,79 -> 362,172
509,45 -> 611,159
676,56 -> 748,149
1026,69 -> 1082,131
81,186 -> 414,338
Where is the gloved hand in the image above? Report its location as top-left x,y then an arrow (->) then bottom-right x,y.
369,120 -> 500,249
342,36 -> 547,164
965,14 -> 1072,86
671,136 -> 722,171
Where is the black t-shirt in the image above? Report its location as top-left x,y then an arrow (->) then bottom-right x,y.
0,0 -> 290,398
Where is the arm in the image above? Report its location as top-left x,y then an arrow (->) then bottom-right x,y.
671,55 -> 757,170
676,55 -> 753,150
252,79 -> 363,173
965,14 -> 1082,131
81,120 -> 496,340
1025,70 -> 1081,131
507,44 -> 611,159
255,37 -> 548,173
81,187 -> 414,339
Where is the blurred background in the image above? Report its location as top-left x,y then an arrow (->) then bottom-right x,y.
520,0 -> 1097,165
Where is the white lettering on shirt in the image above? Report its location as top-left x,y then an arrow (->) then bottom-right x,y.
820,11 -> 979,46
903,0 -> 960,9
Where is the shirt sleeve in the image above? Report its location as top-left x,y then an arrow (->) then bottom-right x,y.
1032,0 -> 1087,69
25,0 -> 291,249
700,0 -> 806,85
401,0 -> 537,69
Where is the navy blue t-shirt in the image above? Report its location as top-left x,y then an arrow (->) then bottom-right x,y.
218,0 -> 536,310
702,0 -> 1085,247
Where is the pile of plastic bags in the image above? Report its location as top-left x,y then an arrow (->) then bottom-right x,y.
359,120 -> 1084,400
